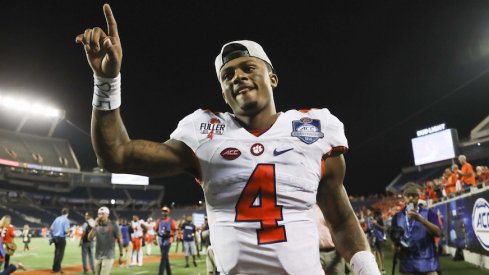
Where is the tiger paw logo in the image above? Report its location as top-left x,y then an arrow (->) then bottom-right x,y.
200,118 -> 226,139
250,143 -> 265,156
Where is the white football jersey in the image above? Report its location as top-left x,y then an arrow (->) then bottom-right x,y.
146,221 -> 155,235
170,108 -> 348,275
131,220 -> 146,239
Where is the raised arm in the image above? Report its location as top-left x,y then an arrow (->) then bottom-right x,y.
317,155 -> 380,275
76,4 -> 196,177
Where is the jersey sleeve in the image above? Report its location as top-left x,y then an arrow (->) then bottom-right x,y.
170,109 -> 212,151
312,108 -> 348,157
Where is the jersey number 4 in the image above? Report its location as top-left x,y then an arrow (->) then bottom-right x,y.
235,164 -> 287,244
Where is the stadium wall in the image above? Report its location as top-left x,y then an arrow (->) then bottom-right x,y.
429,187 -> 489,269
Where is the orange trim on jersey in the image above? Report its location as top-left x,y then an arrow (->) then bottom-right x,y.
249,127 -> 271,137
320,158 -> 326,180
323,146 -> 348,159
298,108 -> 320,113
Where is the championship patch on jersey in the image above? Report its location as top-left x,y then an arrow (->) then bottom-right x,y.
291,117 -> 324,144
200,118 -> 226,139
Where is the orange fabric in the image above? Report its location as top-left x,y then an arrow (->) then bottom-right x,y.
444,173 -> 457,194
132,237 -> 141,250
461,163 -> 476,186
427,188 -> 437,202
145,234 -> 153,243
249,127 -> 270,137
0,225 -> 15,261
320,159 -> 325,180
481,172 -> 489,185
323,146 -> 348,159
1,225 -> 15,243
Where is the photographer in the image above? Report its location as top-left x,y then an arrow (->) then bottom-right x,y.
154,207 -> 177,275
391,183 -> 441,275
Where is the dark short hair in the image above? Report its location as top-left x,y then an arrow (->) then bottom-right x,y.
61,208 -> 69,215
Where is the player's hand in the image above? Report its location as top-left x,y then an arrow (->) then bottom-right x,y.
75,4 -> 122,78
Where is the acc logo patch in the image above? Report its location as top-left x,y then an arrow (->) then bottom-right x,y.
472,198 -> 489,251
220,148 -> 241,160
291,117 -> 324,144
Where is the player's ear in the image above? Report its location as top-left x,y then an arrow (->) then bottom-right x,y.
269,73 -> 278,89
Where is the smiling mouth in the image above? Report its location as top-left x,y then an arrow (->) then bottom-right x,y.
235,87 -> 254,96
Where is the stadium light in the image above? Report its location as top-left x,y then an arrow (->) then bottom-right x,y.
0,94 -> 64,119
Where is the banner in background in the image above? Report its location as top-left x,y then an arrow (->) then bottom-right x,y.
430,189 -> 489,256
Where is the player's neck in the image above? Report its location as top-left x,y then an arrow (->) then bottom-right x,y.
235,110 -> 280,131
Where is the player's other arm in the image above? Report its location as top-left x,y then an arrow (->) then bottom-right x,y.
317,155 -> 368,261
318,156 -> 381,274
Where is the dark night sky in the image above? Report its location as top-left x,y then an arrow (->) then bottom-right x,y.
1,1 -> 489,205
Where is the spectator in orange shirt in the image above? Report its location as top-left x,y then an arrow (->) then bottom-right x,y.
457,155 -> 476,188
476,166 -> 489,185
445,166 -> 459,196
425,181 -> 438,204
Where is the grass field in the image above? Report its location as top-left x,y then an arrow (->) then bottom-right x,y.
8,238 -> 489,274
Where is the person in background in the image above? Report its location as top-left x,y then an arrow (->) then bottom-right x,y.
154,206 -> 177,275
21,225 -> 31,252
119,218 -> 131,267
0,235 -> 25,275
50,207 -> 70,274
80,212 -> 96,275
0,216 -> 15,271
391,183 -> 441,275
367,207 -> 385,274
476,165 -> 489,185
145,217 -> 156,256
457,155 -> 476,189
181,215 -> 197,268
130,215 -> 148,266
88,206 -> 123,275
175,217 -> 185,253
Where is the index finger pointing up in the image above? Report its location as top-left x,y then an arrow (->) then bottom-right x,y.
103,4 -> 118,37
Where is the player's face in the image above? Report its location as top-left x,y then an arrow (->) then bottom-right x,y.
219,57 -> 278,116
